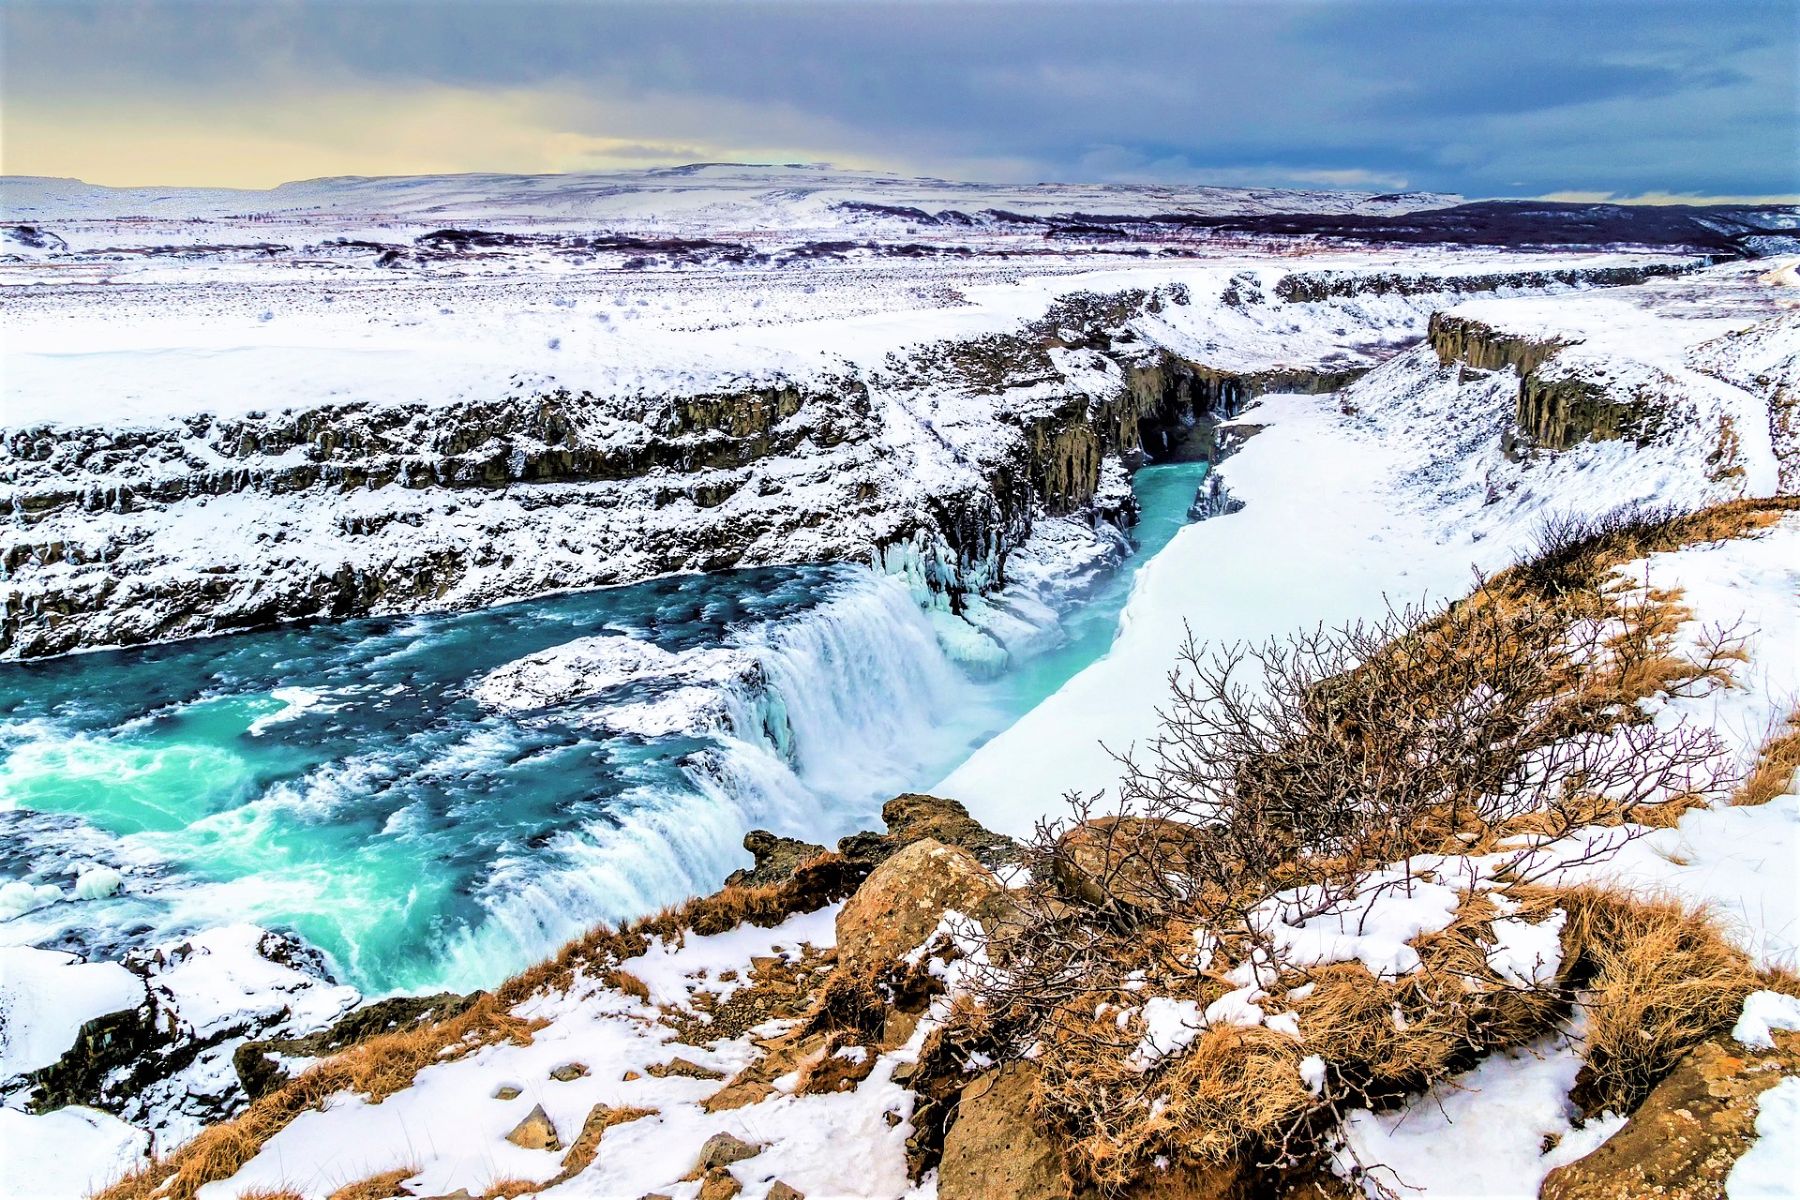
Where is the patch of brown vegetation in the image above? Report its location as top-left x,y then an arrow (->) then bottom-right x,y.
1736,707 -> 1800,806
325,1167 -> 418,1200
96,993 -> 538,1200
1550,885 -> 1764,1115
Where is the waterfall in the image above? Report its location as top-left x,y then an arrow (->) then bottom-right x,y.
430,569 -> 989,991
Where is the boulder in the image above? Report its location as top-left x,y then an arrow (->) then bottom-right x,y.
1540,1033 -> 1800,1199
697,1169 -> 742,1200
694,1131 -> 761,1171
836,839 -> 1001,971
648,1056 -> 725,1081
767,1183 -> 806,1200
504,1103 -> 561,1152
1051,817 -> 1207,913
938,1063 -> 1075,1200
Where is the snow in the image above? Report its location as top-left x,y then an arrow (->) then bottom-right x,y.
1242,871 -> 1466,983
188,904 -> 924,1200
1732,991 -> 1800,1051
0,946 -> 143,1080
1485,904 -> 1567,989
1727,1076 -> 1800,1199
136,924 -> 359,1044
1336,1024 -> 1627,1200
1531,791 -> 1800,972
0,1105 -> 149,1200
0,880 -> 62,921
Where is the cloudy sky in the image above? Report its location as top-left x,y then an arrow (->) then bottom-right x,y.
3,0 -> 1795,199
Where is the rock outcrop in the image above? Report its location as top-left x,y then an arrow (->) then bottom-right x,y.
834,839 -> 1000,972
837,793 -> 1020,873
939,1064 -> 1077,1200
1540,1033 -> 1800,1199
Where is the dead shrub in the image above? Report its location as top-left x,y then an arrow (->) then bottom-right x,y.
1075,570 -> 1733,937
1551,885 -> 1762,1115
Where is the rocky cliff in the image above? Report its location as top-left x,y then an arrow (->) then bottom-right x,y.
4,262 -> 1707,659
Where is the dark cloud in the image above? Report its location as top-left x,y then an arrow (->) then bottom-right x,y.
3,0 -> 1795,197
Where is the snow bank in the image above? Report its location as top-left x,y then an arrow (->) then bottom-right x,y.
0,946 -> 143,1081
0,1105 -> 149,1200
1727,1076 -> 1800,1199
1335,1025 -> 1626,1200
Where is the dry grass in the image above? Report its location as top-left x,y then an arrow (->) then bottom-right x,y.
1290,890 -> 1566,1106
1499,496 -> 1799,600
325,1167 -> 418,1200
1549,885 -> 1763,1115
96,994 -> 538,1200
1736,708 -> 1800,806
95,855 -> 860,1200
501,851 -> 861,1003
480,1180 -> 542,1200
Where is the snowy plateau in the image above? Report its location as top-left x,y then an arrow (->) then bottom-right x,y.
2,164 -> 1799,1200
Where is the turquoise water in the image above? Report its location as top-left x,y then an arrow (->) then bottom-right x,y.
0,460 -> 1206,994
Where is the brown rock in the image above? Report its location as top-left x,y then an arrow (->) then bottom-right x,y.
697,1168 -> 743,1200
838,794 -> 1018,872
880,1006 -> 925,1051
695,1131 -> 761,1171
767,1183 -> 806,1200
726,830 -> 829,887
939,1063 -> 1076,1200
1051,817 -> 1208,913
503,1103 -> 561,1152
549,1061 -> 589,1081
836,839 -> 1000,971
647,1056 -> 726,1081
492,1084 -> 522,1100
1540,1033 -> 1799,1200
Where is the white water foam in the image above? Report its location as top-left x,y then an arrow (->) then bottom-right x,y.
434,569 -> 997,989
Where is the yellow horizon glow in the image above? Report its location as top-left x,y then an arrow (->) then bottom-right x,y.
0,83 -> 867,189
